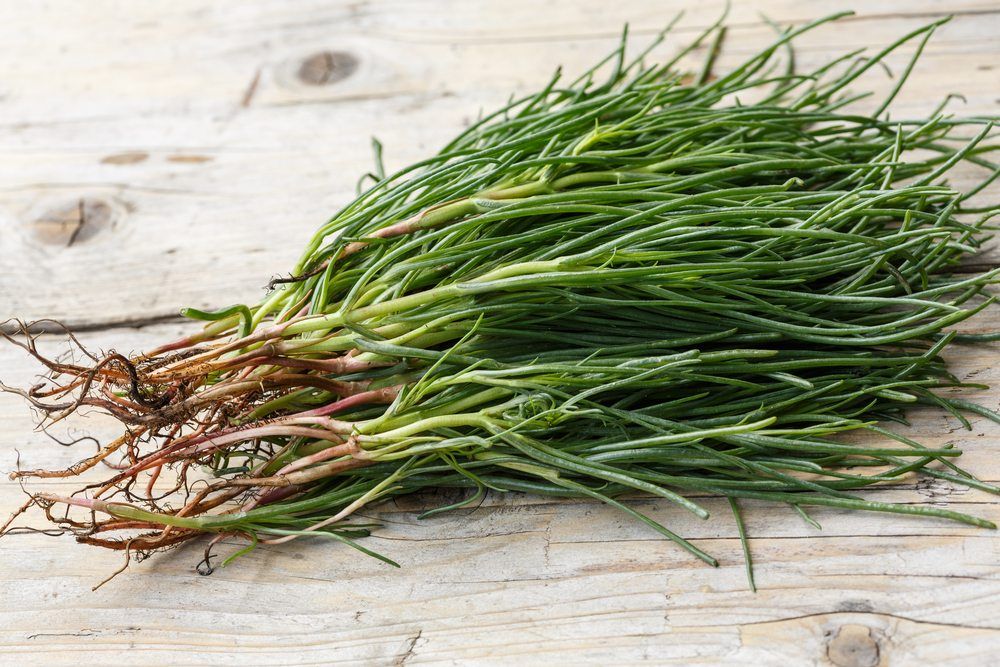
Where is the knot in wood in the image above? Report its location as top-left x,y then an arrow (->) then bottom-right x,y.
32,197 -> 116,247
826,623 -> 881,667
298,50 -> 358,85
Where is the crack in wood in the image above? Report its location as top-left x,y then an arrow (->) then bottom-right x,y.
736,609 -> 1000,632
66,199 -> 87,248
27,629 -> 98,640
396,628 -> 422,666
1,314 -> 187,336
241,68 -> 262,108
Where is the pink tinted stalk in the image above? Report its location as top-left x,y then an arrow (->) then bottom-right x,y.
177,424 -> 350,458
272,438 -> 360,477
298,385 -> 400,418
241,485 -> 301,512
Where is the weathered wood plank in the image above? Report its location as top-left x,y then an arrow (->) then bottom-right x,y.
1,1 -> 999,664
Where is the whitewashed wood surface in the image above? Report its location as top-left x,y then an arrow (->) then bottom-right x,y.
1,1 -> 998,664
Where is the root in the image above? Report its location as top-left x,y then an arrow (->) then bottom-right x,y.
10,432 -> 138,480
0,310 -> 404,579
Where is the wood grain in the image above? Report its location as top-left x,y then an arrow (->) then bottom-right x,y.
1,1 -> 998,664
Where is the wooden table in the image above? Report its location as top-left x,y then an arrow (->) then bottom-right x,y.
2,1 -> 998,664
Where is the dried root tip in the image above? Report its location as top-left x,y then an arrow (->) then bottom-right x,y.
0,497 -> 37,536
10,432 -> 136,480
